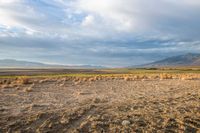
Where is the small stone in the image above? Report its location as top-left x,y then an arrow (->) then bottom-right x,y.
16,87 -> 20,90
24,87 -> 33,92
93,98 -> 101,103
122,120 -> 131,126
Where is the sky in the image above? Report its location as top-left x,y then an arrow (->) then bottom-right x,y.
0,0 -> 200,67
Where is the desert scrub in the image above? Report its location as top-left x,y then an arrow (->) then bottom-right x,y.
124,77 -> 131,81
16,76 -> 31,84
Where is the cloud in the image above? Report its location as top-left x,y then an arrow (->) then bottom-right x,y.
1,0 -> 200,39
81,15 -> 95,27
74,0 -> 200,39
0,0 -> 200,66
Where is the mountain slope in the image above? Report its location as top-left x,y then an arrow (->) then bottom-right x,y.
142,53 -> 200,67
0,59 -> 49,68
0,59 -> 105,68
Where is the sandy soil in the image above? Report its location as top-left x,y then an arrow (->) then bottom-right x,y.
0,77 -> 199,133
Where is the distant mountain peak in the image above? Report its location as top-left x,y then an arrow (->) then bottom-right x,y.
141,53 -> 200,67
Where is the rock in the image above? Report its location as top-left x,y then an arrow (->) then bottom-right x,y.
122,120 -> 131,126
16,87 -> 20,90
93,98 -> 101,103
60,116 -> 69,124
24,84 -> 35,92
59,83 -> 65,87
24,87 -> 33,92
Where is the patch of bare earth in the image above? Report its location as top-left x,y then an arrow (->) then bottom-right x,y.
0,76 -> 200,133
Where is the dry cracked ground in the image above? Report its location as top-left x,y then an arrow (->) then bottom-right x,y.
0,76 -> 200,133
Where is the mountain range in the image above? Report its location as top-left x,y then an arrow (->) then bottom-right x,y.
0,59 -> 105,69
140,53 -> 200,67
0,53 -> 200,68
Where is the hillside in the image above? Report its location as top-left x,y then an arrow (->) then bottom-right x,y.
0,59 -> 49,68
142,53 -> 200,67
0,59 -> 105,68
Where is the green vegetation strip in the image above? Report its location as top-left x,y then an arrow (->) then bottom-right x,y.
0,73 -> 119,79
102,68 -> 200,74
0,68 -> 199,79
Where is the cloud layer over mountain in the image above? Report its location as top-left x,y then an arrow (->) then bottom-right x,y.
0,0 -> 200,66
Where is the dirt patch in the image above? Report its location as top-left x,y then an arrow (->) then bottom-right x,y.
0,76 -> 200,132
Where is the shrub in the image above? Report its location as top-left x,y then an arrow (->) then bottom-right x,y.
16,76 -> 31,84
124,77 -> 131,81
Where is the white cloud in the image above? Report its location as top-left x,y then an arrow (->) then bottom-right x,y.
0,0 -> 200,66
0,0 -> 21,4
81,15 -> 95,27
0,1 -> 45,35
1,0 -> 200,39
165,0 -> 200,6
73,0 -> 200,38
75,0 -> 139,32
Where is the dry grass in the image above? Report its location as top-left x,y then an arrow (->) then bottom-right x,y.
0,72 -> 200,132
123,76 -> 131,81
16,76 -> 31,85
0,69 -> 199,131
24,83 -> 34,92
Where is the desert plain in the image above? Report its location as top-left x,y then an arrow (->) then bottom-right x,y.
0,68 -> 200,133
